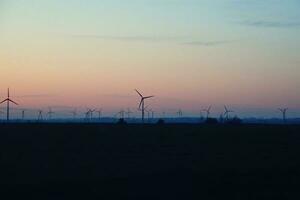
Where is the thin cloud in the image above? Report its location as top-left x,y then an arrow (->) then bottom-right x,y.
69,34 -> 186,42
68,34 -> 234,47
241,20 -> 300,28
184,40 -> 234,46
14,94 -> 57,98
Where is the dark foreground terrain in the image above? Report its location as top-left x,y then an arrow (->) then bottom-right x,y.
0,123 -> 298,199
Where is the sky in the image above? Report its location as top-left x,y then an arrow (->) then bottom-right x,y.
0,0 -> 300,118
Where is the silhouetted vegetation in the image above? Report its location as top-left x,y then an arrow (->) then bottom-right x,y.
116,118 -> 127,125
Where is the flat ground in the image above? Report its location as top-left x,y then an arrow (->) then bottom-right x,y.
0,124 -> 298,199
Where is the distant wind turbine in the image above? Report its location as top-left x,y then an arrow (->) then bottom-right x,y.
177,109 -> 183,118
0,88 -> 18,121
71,109 -> 77,119
126,108 -> 133,119
97,109 -> 103,120
118,109 -> 126,119
38,110 -> 43,121
278,108 -> 288,123
135,89 -> 154,123
202,106 -> 212,119
21,109 -> 26,120
224,106 -> 234,120
47,107 -> 55,120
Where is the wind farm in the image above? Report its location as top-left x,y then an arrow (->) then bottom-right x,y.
1,0 -> 300,199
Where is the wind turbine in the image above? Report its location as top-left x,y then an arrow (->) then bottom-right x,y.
177,109 -> 183,118
118,109 -> 126,119
47,107 -> 55,120
71,109 -> 77,119
21,109 -> 26,120
126,108 -> 133,119
278,108 -> 288,123
202,106 -> 212,119
38,110 -> 43,121
0,88 -> 18,121
97,109 -> 103,120
135,89 -> 154,123
86,108 -> 96,121
224,106 -> 234,120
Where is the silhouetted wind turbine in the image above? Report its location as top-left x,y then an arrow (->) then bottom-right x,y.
47,107 -> 54,120
86,108 -> 96,120
202,106 -> 212,119
224,106 -> 234,120
135,89 -> 154,123
97,109 -> 103,120
38,110 -> 43,121
0,88 -> 18,121
71,109 -> 77,119
177,109 -> 183,118
21,109 -> 26,120
126,108 -> 133,119
278,108 -> 288,123
118,109 -> 125,119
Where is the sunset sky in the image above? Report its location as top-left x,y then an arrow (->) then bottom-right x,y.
0,0 -> 300,118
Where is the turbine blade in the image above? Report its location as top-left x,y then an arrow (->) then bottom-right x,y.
0,99 -> 8,104
224,106 -> 228,112
144,95 -> 154,99
208,105 -> 212,112
135,89 -> 143,98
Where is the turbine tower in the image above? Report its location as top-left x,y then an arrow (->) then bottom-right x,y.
0,88 -> 18,121
224,106 -> 234,120
278,108 -> 288,123
135,89 -> 154,123
202,106 -> 212,119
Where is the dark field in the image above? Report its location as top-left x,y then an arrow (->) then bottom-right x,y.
0,124 -> 299,199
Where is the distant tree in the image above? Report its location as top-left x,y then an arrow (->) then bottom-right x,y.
205,118 -> 218,125
157,119 -> 165,125
116,118 -> 127,125
226,116 -> 243,125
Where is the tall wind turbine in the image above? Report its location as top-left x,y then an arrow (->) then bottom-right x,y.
278,108 -> 288,123
0,88 -> 18,121
135,89 -> 154,123
202,106 -> 212,119
224,106 -> 234,120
